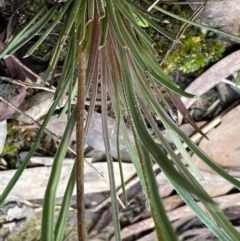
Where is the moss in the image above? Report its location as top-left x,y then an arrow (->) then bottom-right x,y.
2,120 -> 24,157
162,32 -> 225,74
26,0 -> 45,12
145,5 -> 225,74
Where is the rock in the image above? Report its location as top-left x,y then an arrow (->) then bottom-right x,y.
191,170 -> 235,198
0,161 -> 136,201
200,0 -> 240,36
192,105 -> 240,173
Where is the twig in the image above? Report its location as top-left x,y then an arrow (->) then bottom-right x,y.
0,76 -> 104,105
0,76 -> 55,92
147,0 -> 160,11
221,78 -> 240,89
202,98 -> 220,117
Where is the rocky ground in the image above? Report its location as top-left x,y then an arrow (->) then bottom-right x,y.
1,0 -> 240,240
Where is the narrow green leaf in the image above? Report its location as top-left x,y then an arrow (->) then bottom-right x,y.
107,62 -> 146,192
155,5 -> 240,42
105,0 -> 126,46
174,182 -> 232,241
167,90 -> 208,139
78,0 -> 87,44
139,12 -> 174,40
114,14 -> 195,98
133,57 -> 240,191
138,96 -> 237,240
96,0 -> 105,19
85,16 -> 100,93
3,4 -> 59,56
99,15 -> 108,49
43,1 -> 80,80
140,147 -> 178,240
108,70 -> 128,203
100,48 -> 121,241
40,108 -> 76,241
134,65 -> 240,240
139,95 -> 206,184
0,5 -> 46,57
26,0 -> 72,56
132,11 -> 149,28
55,163 -> 76,241
121,47 -> 215,203
124,0 -> 176,40
235,72 -> 240,86
116,3 -> 154,46
87,0 -> 95,24
135,72 -> 240,240
59,80 -> 78,118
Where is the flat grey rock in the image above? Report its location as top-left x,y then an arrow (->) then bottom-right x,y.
0,161 -> 136,201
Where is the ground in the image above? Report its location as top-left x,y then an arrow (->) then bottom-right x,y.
0,1 -> 240,241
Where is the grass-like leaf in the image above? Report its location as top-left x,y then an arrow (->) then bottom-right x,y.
26,0 -> 72,57
40,107 -> 76,241
54,163 -> 76,241
100,46 -> 121,240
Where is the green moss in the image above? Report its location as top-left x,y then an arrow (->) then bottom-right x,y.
27,0 -> 44,12
2,142 -> 19,155
2,120 -> 24,157
162,33 -> 225,74
145,5 -> 225,74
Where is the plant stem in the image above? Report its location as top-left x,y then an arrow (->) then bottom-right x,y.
76,43 -> 86,240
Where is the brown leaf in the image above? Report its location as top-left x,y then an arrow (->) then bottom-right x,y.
167,90 -> 208,139
185,113 -> 208,140
0,29 -> 5,42
0,86 -> 26,121
0,40 -> 26,81
0,29 -> 45,82
17,92 -> 56,124
0,30 -> 29,121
